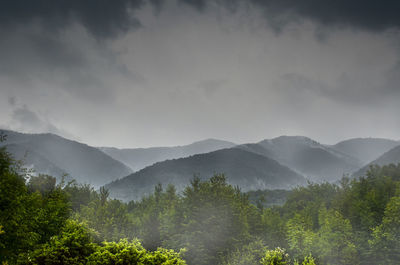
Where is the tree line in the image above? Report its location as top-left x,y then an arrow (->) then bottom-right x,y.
0,145 -> 399,264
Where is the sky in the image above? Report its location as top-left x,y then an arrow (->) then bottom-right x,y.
1,0 -> 400,148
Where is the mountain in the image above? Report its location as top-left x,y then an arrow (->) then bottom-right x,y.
0,130 -> 132,187
331,138 -> 399,165
238,136 -> 360,181
105,148 -> 306,201
354,145 -> 400,177
99,139 -> 236,172
4,143 -> 68,179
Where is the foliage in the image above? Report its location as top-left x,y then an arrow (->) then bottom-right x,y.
21,220 -> 97,265
2,142 -> 400,265
87,239 -> 186,265
22,221 -> 186,265
0,149 -> 69,263
299,254 -> 316,265
220,238 -> 267,265
369,195 -> 400,264
261,247 -> 290,265
316,208 -> 358,265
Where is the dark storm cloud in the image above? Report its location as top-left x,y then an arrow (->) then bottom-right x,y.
1,0 -> 400,147
1,0 -> 399,39
181,0 -> 400,31
0,0 -> 147,38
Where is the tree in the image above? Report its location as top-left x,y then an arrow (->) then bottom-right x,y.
167,174 -> 253,265
369,195 -> 400,264
0,148 -> 70,264
316,208 -> 358,265
21,220 -> 97,265
286,213 -> 317,260
221,239 -> 267,265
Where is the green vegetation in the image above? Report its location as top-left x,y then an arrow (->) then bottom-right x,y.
1,144 -> 400,264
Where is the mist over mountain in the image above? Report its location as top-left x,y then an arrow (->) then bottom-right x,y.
3,129 -> 400,198
238,136 -> 360,182
331,138 -> 400,165
105,148 -> 306,201
99,139 -> 236,172
354,144 -> 400,177
0,130 -> 132,187
4,142 -> 68,179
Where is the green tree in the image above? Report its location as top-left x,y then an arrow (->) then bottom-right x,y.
316,208 -> 358,265
21,220 -> 97,265
167,175 -> 253,265
286,213 -> 317,260
0,148 -> 70,263
369,195 -> 400,264
221,239 -> 267,265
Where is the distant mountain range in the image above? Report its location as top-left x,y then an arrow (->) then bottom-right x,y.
107,135 -> 400,201
99,139 -> 236,172
330,138 -> 399,165
2,129 -> 400,200
354,145 -> 400,177
0,130 -> 132,187
105,148 -> 306,201
238,136 -> 361,182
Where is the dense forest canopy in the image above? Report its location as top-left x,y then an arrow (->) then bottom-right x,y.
1,144 -> 400,264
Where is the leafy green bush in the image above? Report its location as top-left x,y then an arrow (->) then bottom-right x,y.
22,221 -> 186,265
87,239 -> 186,265
20,220 -> 97,265
300,254 -> 317,265
261,247 -> 290,265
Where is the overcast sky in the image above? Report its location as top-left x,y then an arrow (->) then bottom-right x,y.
1,0 -> 400,147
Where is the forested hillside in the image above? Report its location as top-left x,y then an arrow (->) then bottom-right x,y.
0,130 -> 132,187
105,148 -> 306,201
1,145 -> 399,265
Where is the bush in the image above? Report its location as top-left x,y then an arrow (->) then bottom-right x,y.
261,247 -> 290,265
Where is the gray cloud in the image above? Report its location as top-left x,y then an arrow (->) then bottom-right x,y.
0,0 -> 147,38
180,0 -> 400,32
10,105 -> 67,137
8,97 -> 16,107
0,1 -> 400,147
198,79 -> 227,98
1,0 -> 399,40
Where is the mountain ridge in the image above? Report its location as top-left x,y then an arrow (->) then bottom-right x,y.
99,138 -> 236,172
331,137 -> 400,165
105,147 -> 307,201
0,129 -> 132,187
236,136 -> 360,182
353,144 -> 400,177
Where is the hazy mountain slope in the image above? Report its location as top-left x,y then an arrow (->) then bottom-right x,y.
331,138 -> 399,165
354,145 -> 400,177
100,139 -> 236,172
238,136 -> 360,181
0,130 -> 132,187
105,148 -> 306,201
4,143 -> 69,180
